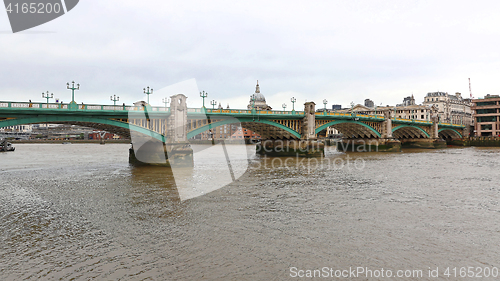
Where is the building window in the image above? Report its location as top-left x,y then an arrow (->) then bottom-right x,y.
481,124 -> 493,130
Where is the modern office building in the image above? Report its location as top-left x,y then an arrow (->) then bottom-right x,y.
472,94 -> 500,136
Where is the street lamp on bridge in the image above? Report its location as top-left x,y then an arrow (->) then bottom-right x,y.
282,103 -> 287,111
291,97 -> 296,112
200,91 -> 208,108
144,87 -> 153,104
42,91 -> 53,105
66,81 -> 79,110
162,97 -> 170,108
211,100 -> 217,109
323,99 -> 328,115
110,95 -> 119,106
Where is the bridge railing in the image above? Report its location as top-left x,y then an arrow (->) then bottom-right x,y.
0,101 -> 171,112
188,108 -> 305,115
393,117 -> 435,124
315,111 -> 385,119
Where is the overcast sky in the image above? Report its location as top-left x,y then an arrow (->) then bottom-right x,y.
1,0 -> 500,110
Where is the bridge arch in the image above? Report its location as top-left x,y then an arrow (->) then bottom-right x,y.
438,128 -> 462,139
187,118 -> 302,139
0,116 -> 165,142
315,120 -> 381,138
392,125 -> 430,139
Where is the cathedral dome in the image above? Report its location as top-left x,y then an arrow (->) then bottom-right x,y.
252,92 -> 266,102
247,80 -> 272,110
250,81 -> 266,102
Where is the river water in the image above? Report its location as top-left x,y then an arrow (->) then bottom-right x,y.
1,143 -> 500,280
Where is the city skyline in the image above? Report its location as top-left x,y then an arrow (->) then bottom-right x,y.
2,1 -> 500,109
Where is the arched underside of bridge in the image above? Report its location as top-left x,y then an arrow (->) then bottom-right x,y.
392,125 -> 430,139
315,120 -> 381,139
0,116 -> 164,142
187,119 -> 302,139
438,128 -> 462,140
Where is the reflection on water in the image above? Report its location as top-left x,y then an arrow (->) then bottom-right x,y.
1,144 -> 500,280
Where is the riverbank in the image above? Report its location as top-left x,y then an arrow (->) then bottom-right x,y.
448,136 -> 500,147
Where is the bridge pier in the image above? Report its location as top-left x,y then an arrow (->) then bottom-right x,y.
399,110 -> 447,149
129,142 -> 193,167
400,138 -> 447,149
129,94 -> 193,167
336,138 -> 401,152
256,101 -> 325,157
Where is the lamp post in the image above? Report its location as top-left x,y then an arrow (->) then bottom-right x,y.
162,98 -> 170,108
110,95 -> 119,106
282,103 -> 287,111
251,94 -> 256,110
144,86 -> 153,104
350,101 -> 354,117
66,81 -> 79,110
323,99 -> 328,115
291,97 -> 296,112
211,100 -> 217,109
393,106 -> 397,121
42,91 -> 53,105
200,91 -> 208,108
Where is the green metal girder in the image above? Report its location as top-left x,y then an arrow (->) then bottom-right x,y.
314,120 -> 381,138
392,125 -> 430,138
0,116 -> 165,142
438,128 -> 463,138
187,118 -> 302,139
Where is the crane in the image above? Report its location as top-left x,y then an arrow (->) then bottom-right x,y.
469,78 -> 473,99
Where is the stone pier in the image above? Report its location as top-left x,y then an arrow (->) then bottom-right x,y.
129,94 -> 193,167
256,101 -> 325,157
335,138 -> 401,152
129,141 -> 193,167
400,138 -> 447,149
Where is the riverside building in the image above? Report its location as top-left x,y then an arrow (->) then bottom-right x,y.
423,92 -> 472,125
472,94 -> 500,136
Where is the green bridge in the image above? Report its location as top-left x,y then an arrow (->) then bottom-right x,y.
0,97 -> 465,144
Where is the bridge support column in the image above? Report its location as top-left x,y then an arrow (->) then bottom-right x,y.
342,109 -> 401,152
164,94 -> 193,166
381,110 -> 393,139
129,94 -> 193,167
256,101 -> 324,157
427,112 -> 447,148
